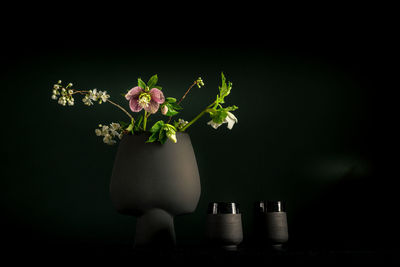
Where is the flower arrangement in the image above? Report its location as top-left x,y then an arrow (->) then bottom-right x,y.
51,73 -> 238,145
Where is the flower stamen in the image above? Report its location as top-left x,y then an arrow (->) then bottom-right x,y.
138,92 -> 152,108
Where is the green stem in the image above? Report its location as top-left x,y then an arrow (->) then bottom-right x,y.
180,107 -> 214,132
143,111 -> 148,131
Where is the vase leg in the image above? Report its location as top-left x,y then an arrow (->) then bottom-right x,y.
134,208 -> 176,248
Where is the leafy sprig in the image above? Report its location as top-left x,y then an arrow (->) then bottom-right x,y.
146,120 -> 177,144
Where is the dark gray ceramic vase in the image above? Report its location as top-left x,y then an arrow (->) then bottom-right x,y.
110,132 -> 201,248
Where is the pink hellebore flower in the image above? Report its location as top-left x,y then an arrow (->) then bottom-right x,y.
125,86 -> 165,114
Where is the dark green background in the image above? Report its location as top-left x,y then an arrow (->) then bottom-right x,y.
2,39 -> 398,251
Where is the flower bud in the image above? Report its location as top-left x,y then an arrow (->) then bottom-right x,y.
161,105 -> 168,115
166,130 -> 177,143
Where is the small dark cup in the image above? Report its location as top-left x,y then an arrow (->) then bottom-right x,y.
255,201 -> 289,249
205,202 -> 243,250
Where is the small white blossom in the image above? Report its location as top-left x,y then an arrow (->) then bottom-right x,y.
94,122 -> 122,145
101,125 -> 109,135
53,84 -> 60,90
89,89 -> 98,101
82,95 -> 94,106
103,134 -> 116,145
110,122 -> 120,131
111,130 -> 120,137
99,91 -> 110,102
67,98 -> 74,106
178,119 -> 188,127
58,96 -> 67,106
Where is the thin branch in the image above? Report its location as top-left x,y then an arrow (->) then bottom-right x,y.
167,81 -> 197,124
106,99 -> 135,122
177,81 -> 197,105
71,89 -> 134,122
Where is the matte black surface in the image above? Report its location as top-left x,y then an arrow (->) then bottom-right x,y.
3,244 -> 399,265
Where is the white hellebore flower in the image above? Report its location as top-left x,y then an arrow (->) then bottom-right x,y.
207,112 -> 238,130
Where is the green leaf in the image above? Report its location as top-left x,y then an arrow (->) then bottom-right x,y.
159,128 -> 167,144
154,85 -> 163,90
134,115 -> 144,131
164,124 -> 177,131
211,109 -> 228,124
126,123 -> 134,134
146,132 -> 159,143
138,78 -> 146,89
164,103 -> 180,116
119,121 -> 130,129
225,105 -> 239,112
147,74 -> 158,89
221,72 -> 226,88
165,110 -> 179,117
165,97 -> 176,103
169,102 -> 183,110
149,120 -> 164,133
218,72 -> 232,104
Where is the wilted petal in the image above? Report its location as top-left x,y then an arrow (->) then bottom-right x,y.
125,86 -> 143,100
149,88 -> 165,104
226,118 -> 235,129
144,100 -> 160,114
226,112 -> 238,130
207,120 -> 222,129
129,98 -> 143,112
227,112 -> 238,123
